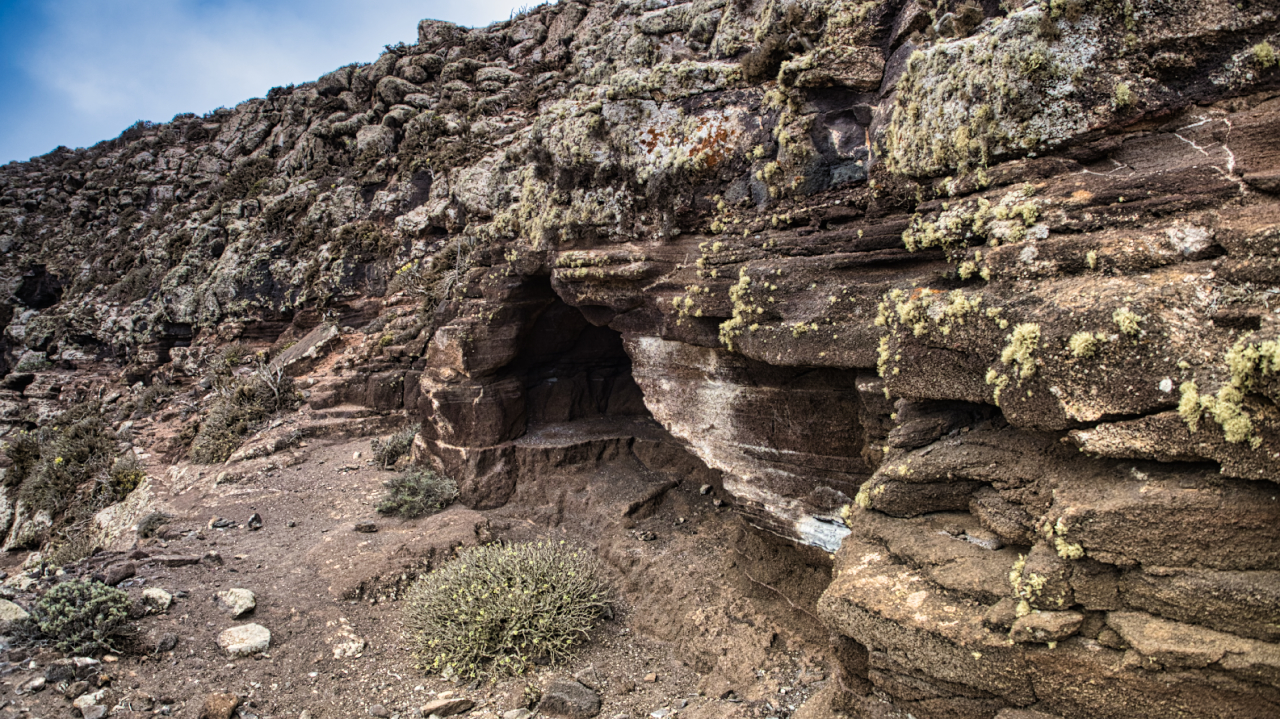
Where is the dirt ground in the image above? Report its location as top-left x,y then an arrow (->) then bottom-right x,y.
0,417 -> 843,719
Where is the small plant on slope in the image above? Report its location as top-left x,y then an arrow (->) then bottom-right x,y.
371,423 -> 421,469
29,579 -> 131,655
403,541 -> 611,680
376,468 -> 457,519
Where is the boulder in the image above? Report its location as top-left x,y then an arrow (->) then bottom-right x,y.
0,598 -> 29,622
270,323 -> 340,377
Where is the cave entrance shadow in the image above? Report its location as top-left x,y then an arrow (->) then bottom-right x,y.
503,283 -> 651,435
422,275 -> 718,510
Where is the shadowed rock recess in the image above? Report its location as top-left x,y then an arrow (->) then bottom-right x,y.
2,0 -> 1280,716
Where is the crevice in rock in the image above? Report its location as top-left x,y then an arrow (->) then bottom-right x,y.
14,265 -> 63,310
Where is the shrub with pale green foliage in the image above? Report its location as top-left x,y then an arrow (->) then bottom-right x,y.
30,579 -> 131,655
371,423 -> 420,469
403,541 -> 611,680
190,368 -> 297,463
376,468 -> 457,518
6,405 -> 119,521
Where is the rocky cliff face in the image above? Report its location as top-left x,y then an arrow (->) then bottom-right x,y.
2,0 -> 1280,716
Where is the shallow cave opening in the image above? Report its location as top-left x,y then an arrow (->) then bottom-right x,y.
502,281 -> 649,432
15,265 -> 63,310
425,276 -> 704,511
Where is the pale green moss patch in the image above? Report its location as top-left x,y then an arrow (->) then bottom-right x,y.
1254,41 -> 1277,69
901,187 -> 1043,262
1112,81 -> 1133,109
1179,338 -> 1280,447
1001,323 -> 1042,379
1068,331 -> 1105,358
1178,381 -> 1202,433
1112,307 -> 1144,335
1054,537 -> 1085,560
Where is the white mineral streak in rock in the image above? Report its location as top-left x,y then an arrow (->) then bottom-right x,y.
629,336 -> 850,550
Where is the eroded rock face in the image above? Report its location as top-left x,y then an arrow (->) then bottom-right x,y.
3,1 -> 1280,716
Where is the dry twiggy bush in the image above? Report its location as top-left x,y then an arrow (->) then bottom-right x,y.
376,468 -> 456,519
403,541 -> 611,680
371,423 -> 420,469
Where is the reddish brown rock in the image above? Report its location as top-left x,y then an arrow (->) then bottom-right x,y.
4,1 -> 1280,717
197,693 -> 240,719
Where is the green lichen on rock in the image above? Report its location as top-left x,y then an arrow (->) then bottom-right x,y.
1112,307 -> 1144,336
1179,338 -> 1280,447
1226,337 -> 1280,396
1068,331 -> 1105,358
882,6 -> 1102,177
1203,387 -> 1256,447
1053,537 -> 1085,560
901,186 -> 1043,261
852,480 -> 886,513
1111,81 -> 1134,109
1178,381 -> 1202,432
1050,517 -> 1085,560
1001,323 -> 1042,380
774,1 -> 884,91
719,268 -> 761,351
986,368 -> 1012,406
1008,554 -> 1036,599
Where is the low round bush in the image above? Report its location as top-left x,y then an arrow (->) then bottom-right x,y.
376,467 -> 457,518
403,541 -> 611,679
31,579 -> 131,655
371,423 -> 420,469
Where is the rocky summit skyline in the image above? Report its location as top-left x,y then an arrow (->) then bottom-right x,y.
0,0 -> 530,164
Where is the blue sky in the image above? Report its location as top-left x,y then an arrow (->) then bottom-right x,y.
0,0 -> 533,165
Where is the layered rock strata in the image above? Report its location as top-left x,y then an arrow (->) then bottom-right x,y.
2,1 -> 1280,716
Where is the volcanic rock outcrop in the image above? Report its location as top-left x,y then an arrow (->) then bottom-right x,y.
2,1 -> 1280,717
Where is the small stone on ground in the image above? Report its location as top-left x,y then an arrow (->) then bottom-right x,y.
217,623 -> 271,656
103,561 -> 136,586
537,680 -> 601,718
420,697 -> 475,717
142,587 -> 172,613
215,588 -> 256,618
197,692 -> 241,719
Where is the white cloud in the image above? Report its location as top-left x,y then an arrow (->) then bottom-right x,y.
3,0 -> 532,162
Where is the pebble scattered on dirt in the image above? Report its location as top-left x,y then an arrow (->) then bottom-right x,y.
0,434 -> 838,719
